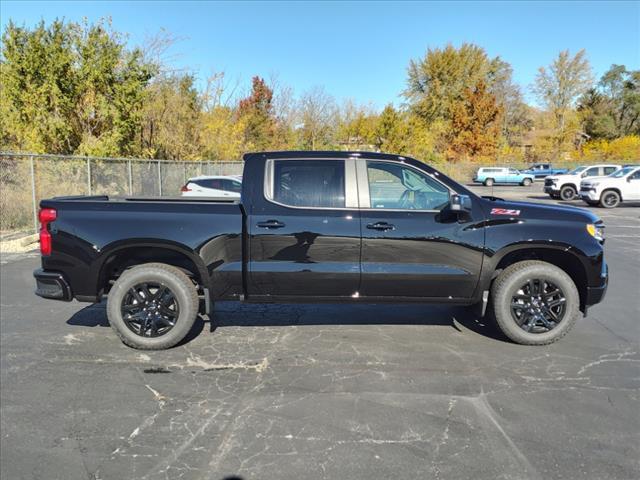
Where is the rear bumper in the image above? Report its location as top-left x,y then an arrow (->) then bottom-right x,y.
34,269 -> 73,301
585,262 -> 608,308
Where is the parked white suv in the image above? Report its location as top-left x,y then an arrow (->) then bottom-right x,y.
544,164 -> 621,200
180,175 -> 242,198
580,166 -> 640,208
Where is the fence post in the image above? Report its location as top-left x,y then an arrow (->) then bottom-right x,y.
30,157 -> 38,233
86,158 -> 92,195
157,160 -> 162,196
128,160 -> 133,195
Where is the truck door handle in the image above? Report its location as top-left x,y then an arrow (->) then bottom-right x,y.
366,222 -> 395,231
257,220 -> 285,229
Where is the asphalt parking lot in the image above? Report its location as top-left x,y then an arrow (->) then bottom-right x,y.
1,182 -> 639,480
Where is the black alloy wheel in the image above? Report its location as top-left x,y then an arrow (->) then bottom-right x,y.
510,278 -> 566,333
121,282 -> 179,337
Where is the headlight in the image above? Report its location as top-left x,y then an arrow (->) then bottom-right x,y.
587,223 -> 605,241
589,182 -> 599,187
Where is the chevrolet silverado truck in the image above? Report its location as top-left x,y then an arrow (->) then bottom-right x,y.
580,165 -> 640,208
544,164 -> 621,200
34,151 -> 609,350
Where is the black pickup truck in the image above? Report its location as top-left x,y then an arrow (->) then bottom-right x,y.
34,151 -> 608,349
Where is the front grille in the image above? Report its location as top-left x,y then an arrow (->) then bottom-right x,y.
544,179 -> 555,187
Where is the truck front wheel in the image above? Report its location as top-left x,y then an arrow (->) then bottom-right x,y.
560,185 -> 577,201
491,261 -> 579,345
106,263 -> 199,350
600,190 -> 621,208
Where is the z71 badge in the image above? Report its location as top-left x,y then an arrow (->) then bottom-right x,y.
491,208 -> 521,216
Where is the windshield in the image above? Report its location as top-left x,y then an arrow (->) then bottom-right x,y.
610,167 -> 636,178
568,166 -> 587,174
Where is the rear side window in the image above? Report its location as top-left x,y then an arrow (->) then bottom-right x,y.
603,166 -> 617,175
584,167 -> 600,177
272,160 -> 345,208
194,179 -> 223,190
222,179 -> 242,193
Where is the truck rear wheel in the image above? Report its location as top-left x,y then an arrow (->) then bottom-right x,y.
484,178 -> 494,187
522,178 -> 532,186
106,263 -> 199,350
491,260 -> 579,345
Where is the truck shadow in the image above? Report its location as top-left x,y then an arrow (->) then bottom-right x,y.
211,303 -> 508,342
66,302 -> 509,344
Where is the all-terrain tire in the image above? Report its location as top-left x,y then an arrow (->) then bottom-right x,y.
600,189 -> 621,208
491,260 -> 580,345
560,185 -> 577,201
107,263 -> 199,350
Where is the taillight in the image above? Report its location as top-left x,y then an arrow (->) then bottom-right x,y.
39,208 -> 57,256
180,184 -> 191,192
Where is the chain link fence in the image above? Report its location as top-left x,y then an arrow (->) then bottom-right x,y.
0,153 -> 243,234
1,152 -> 587,235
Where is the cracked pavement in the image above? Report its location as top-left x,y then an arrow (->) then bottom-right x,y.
1,184 -> 639,480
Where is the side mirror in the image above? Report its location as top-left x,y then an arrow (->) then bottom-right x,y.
450,194 -> 472,212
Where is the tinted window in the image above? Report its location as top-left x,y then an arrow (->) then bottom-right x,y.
273,160 -> 345,208
630,170 -> 640,180
222,179 -> 242,193
195,179 -> 223,189
584,167 -> 600,177
367,161 -> 449,210
603,166 -> 617,175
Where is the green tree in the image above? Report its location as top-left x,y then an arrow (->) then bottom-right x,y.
578,65 -> 640,139
141,74 -> 201,159
532,49 -> 593,153
405,43 -> 500,123
0,18 -> 155,156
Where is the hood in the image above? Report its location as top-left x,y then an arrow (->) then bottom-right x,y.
481,197 -> 599,224
581,176 -> 612,185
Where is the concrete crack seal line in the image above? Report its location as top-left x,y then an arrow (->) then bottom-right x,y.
168,353 -> 269,372
139,405 -> 225,479
468,394 -> 542,480
145,384 -> 167,407
577,352 -> 638,375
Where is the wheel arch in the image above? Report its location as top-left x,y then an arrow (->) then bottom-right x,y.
484,245 -> 589,312
93,241 -> 209,295
601,187 -> 623,200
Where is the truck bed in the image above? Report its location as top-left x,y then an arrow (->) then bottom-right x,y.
40,195 -> 245,302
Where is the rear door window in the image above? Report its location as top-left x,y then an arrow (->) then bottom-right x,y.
603,166 -> 617,175
271,160 -> 345,208
222,179 -> 242,193
195,179 -> 223,190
